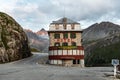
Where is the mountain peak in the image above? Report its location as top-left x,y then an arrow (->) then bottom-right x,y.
36,28 -> 48,36
98,21 -> 118,27
40,28 -> 46,31
83,21 -> 120,41
99,21 -> 111,24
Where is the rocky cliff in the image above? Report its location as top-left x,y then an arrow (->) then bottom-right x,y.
0,12 -> 31,63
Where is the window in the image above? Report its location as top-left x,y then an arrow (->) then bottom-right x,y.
73,60 -> 76,64
63,18 -> 67,30
54,43 -> 60,46
63,24 -> 67,29
72,42 -> 76,46
63,33 -> 68,38
62,42 -> 68,46
70,33 -> 76,38
77,60 -> 80,64
73,60 -> 80,64
71,24 -> 75,29
55,24 -> 59,30
54,33 -> 60,39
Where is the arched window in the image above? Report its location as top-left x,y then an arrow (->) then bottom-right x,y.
54,42 -> 60,46
70,33 -> 76,38
63,33 -> 68,38
62,42 -> 68,46
54,33 -> 60,39
72,42 -> 76,46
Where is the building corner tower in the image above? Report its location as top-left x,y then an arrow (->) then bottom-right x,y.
48,17 -> 84,67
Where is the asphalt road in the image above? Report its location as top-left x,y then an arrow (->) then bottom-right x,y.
0,53 -> 118,80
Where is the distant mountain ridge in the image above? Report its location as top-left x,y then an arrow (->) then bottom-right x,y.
24,28 -> 48,36
24,28 -> 49,52
36,28 -> 48,36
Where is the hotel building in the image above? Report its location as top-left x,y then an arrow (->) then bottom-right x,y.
48,17 -> 84,67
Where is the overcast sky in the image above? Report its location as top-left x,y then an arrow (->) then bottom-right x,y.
0,0 -> 120,32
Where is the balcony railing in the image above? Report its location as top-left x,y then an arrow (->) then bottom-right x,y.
49,46 -> 84,50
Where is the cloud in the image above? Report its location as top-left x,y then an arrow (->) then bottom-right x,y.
49,0 -> 120,28
0,0 -> 120,31
49,0 -> 117,20
0,0 -> 18,13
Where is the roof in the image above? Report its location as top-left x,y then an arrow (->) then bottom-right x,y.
48,30 -> 83,33
51,17 -> 79,24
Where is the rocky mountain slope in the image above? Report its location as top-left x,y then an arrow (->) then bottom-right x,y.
24,29 -> 49,52
0,12 -> 31,63
83,22 -> 120,42
83,22 -> 120,66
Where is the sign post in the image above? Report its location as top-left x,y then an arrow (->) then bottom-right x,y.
114,65 -> 117,77
111,59 -> 119,77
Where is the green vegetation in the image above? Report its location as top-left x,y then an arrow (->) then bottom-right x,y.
30,48 -> 40,52
58,46 -> 77,49
85,42 -> 120,66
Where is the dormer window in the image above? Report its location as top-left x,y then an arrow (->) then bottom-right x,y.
63,24 -> 67,29
63,18 -> 67,30
71,24 -> 75,29
55,24 -> 59,30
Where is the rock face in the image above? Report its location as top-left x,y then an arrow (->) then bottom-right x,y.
0,12 -> 31,63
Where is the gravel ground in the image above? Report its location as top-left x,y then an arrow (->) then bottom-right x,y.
0,53 -> 119,80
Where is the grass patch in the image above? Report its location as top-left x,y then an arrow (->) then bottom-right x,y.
30,48 -> 40,52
